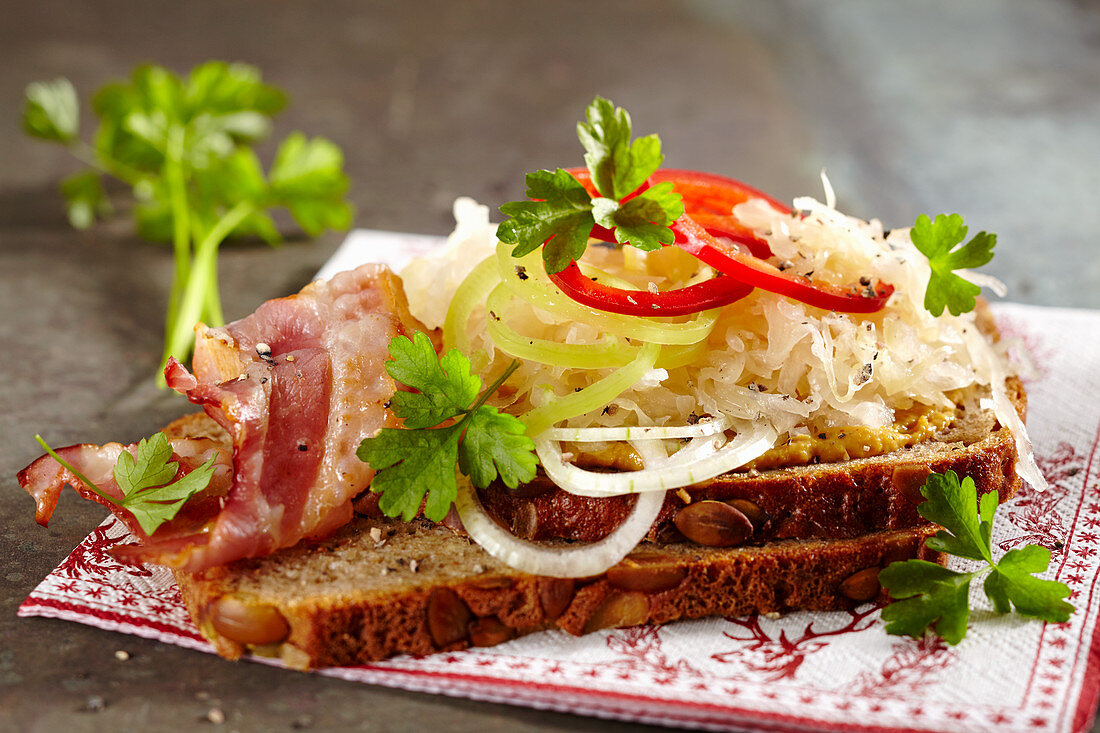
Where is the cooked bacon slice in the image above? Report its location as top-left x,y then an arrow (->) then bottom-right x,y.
20,264 -> 427,571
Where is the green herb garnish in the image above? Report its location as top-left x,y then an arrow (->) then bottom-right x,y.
356,333 -> 538,521
22,62 -> 353,380
880,470 -> 1073,644
35,432 -> 216,535
496,96 -> 684,274
910,213 -> 996,317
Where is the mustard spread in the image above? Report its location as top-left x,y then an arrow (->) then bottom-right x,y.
567,403 -> 954,474
747,404 -> 954,471
571,442 -> 646,471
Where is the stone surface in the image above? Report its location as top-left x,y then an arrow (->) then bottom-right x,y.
2,1 -> 1098,730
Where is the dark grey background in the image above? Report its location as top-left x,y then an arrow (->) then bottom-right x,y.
2,1 -> 1098,731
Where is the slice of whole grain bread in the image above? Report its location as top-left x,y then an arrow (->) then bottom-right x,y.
164,381 -> 1020,669
475,377 -> 1024,546
175,514 -> 941,669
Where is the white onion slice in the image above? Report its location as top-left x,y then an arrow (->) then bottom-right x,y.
454,476 -> 665,578
545,416 -> 730,443
535,421 -> 779,498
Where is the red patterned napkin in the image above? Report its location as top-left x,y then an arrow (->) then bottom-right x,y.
20,230 -> 1100,733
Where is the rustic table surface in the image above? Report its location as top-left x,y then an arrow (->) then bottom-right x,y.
3,1 -> 1099,731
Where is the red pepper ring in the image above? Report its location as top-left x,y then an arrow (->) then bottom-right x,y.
569,167 -> 777,255
544,167 -> 892,315
672,216 -> 894,314
548,259 -> 753,317
650,169 -> 793,218
689,213 -> 773,259
568,167 -> 792,218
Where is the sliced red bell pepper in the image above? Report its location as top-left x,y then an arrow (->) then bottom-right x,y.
671,215 -> 893,314
571,166 -> 778,253
548,259 -> 753,317
688,213 -> 773,259
552,167 -> 892,315
651,168 -> 792,217
568,167 -> 789,220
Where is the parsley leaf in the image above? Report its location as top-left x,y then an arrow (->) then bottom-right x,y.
577,96 -> 663,200
362,424 -> 463,521
879,470 -> 1073,644
113,432 -> 218,534
385,331 -> 481,429
23,78 -> 80,143
35,432 -> 216,535
911,213 -> 997,316
497,168 -> 595,271
458,408 -> 539,490
60,170 -> 111,229
21,62 -> 352,381
268,132 -> 353,236
595,181 -> 685,252
356,334 -> 538,522
880,560 -> 974,644
917,470 -> 995,563
984,544 -> 1074,621
497,96 -> 683,273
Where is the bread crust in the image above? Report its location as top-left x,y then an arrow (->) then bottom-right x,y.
175,518 -> 940,669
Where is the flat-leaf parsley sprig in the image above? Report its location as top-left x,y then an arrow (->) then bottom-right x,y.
35,432 -> 216,535
22,62 -> 353,380
357,333 -> 538,522
496,96 -> 685,274
879,470 -> 1073,644
910,213 -> 997,317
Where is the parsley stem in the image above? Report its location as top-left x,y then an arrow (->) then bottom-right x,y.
67,140 -> 145,188
187,219 -> 221,327
203,259 -> 225,326
469,360 -> 522,416
451,359 -> 523,436
159,201 -> 255,379
34,435 -> 120,508
159,124 -> 192,383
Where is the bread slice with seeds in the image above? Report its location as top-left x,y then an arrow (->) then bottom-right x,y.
176,512 -> 942,670
474,378 -> 1024,547
166,371 -> 1023,669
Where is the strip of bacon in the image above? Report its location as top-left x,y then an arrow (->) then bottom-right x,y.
20,264 -> 428,572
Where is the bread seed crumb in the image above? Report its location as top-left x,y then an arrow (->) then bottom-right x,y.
676,488 -> 692,504
409,559 -> 420,573
369,527 -> 382,543
763,612 -> 781,620
206,708 -> 226,725
114,650 -> 130,661
472,563 -> 485,574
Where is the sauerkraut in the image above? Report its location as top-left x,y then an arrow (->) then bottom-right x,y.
401,188 -> 1043,491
